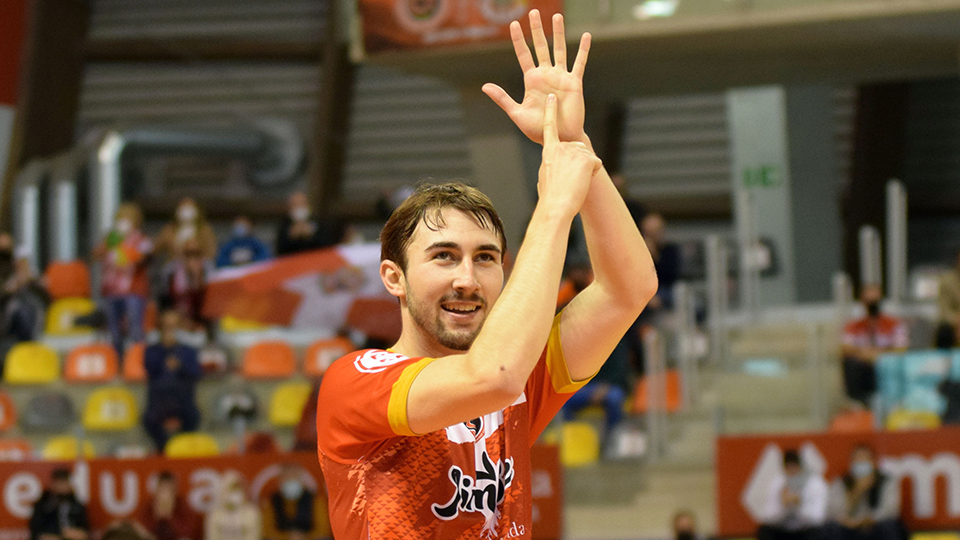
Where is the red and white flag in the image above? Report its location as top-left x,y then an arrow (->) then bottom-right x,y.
203,243 -> 401,341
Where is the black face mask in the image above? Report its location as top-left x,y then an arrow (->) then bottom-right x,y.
0,249 -> 12,265
677,532 -> 696,540
866,301 -> 881,318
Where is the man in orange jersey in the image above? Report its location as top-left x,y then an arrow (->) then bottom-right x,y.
317,10 -> 658,538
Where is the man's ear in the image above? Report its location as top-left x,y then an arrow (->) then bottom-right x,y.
380,259 -> 406,299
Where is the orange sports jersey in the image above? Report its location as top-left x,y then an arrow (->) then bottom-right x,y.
316,313 -> 588,539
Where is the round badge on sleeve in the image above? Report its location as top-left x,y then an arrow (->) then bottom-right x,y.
354,350 -> 410,373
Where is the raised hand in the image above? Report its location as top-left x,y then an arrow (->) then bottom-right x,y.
538,94 -> 602,218
482,10 -> 591,145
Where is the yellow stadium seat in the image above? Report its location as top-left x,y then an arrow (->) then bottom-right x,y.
269,382 -> 312,427
885,409 -> 942,431
911,533 -> 960,540
560,421 -> 600,468
45,297 -> 97,336
165,433 -> 220,458
83,387 -> 139,431
220,316 -> 268,333
3,342 -> 59,384
42,436 -> 95,460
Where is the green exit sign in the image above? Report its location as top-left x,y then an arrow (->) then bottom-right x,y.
743,165 -> 782,188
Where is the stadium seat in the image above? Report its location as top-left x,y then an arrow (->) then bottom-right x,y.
45,297 -> 97,336
885,409 -> 942,431
829,410 -> 875,433
0,391 -> 16,432
560,421 -> 600,468
83,387 -> 139,431
911,533 -> 960,540
3,342 -> 59,384
631,370 -> 683,414
0,439 -> 33,461
303,337 -> 353,377
221,315 -> 268,333
44,260 -> 91,300
164,432 -> 220,458
64,343 -> 119,383
143,301 -> 157,333
269,382 -> 312,427
213,389 -> 258,427
42,436 -> 95,460
22,392 -> 75,432
242,340 -> 296,379
122,342 -> 146,382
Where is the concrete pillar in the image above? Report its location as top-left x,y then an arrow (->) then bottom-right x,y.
727,85 -> 842,306
459,92 -> 536,253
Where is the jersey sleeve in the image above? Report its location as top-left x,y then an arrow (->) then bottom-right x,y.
526,312 -> 596,443
316,349 -> 438,463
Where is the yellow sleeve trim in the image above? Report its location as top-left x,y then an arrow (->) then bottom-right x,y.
545,311 -> 596,394
387,357 -> 439,437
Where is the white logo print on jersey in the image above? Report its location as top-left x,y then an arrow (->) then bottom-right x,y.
353,350 -> 408,373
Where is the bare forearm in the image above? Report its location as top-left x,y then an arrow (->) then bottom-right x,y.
467,206 -> 573,394
579,139 -> 657,306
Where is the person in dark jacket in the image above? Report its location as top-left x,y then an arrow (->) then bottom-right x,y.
824,444 -> 906,540
28,468 -> 89,540
216,216 -> 271,268
275,192 -> 344,257
142,309 -> 202,452
261,463 -> 330,540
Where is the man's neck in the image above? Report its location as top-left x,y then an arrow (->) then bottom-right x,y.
390,320 -> 462,359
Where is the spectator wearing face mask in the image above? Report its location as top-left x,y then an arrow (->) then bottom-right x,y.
205,472 -> 261,540
758,449 -> 829,540
841,284 -> 908,408
216,216 -> 271,268
161,238 -> 213,331
261,464 -> 330,540
28,467 -> 89,540
275,192 -> 344,257
93,203 -> 153,357
825,445 -> 905,540
154,198 -> 217,260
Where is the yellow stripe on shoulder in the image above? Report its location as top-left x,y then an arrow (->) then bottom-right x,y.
387,357 -> 439,436
545,310 -> 595,394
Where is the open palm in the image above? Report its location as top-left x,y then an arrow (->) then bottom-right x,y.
482,11 -> 591,145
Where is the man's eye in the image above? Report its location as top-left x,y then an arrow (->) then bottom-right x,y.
434,252 -> 452,260
477,253 -> 496,262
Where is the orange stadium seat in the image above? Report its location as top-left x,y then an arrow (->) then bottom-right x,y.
829,409 -> 875,433
64,343 -> 119,383
122,343 -> 146,382
242,341 -> 296,379
0,391 -> 17,432
143,301 -> 158,333
44,260 -> 91,300
303,337 -> 353,377
0,439 -> 33,461
631,370 -> 682,414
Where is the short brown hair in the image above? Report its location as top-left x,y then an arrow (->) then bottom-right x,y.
380,183 -> 506,270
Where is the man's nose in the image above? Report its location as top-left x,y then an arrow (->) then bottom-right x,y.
452,259 -> 480,292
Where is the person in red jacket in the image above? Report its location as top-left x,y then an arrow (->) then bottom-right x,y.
139,471 -> 201,540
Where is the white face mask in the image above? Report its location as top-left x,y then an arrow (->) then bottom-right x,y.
116,219 -> 132,235
851,461 -> 874,479
281,479 -> 303,500
291,206 -> 310,222
177,205 -> 197,223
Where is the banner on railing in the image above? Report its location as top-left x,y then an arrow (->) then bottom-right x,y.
0,446 -> 563,539
716,428 -> 960,537
359,0 -> 564,53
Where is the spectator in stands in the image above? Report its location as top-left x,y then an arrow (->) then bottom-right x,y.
93,203 -> 153,357
28,467 -> 89,540
842,284 -> 908,408
205,471 -> 261,540
758,449 -> 828,540
143,309 -> 202,452
216,215 -> 271,268
1,242 -> 49,343
261,463 -> 330,540
161,238 -> 212,332
275,191 -> 344,256
672,509 -> 707,540
154,197 -> 217,260
139,471 -> 201,540
98,523 -> 151,540
641,212 -> 681,311
936,249 -> 960,348
825,444 -> 905,540
561,341 -> 631,452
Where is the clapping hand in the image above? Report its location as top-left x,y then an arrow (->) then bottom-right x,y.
538,94 -> 602,218
482,10 -> 591,145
